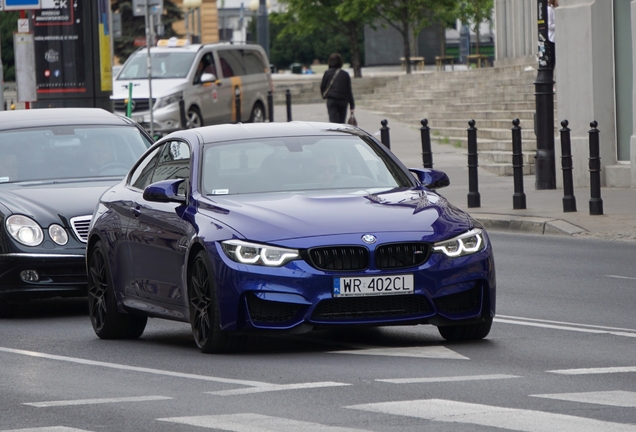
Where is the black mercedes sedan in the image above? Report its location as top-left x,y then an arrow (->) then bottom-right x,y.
0,108 -> 152,316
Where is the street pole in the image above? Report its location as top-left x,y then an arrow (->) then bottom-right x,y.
534,0 -> 556,189
257,0 -> 269,58
145,0 -> 155,138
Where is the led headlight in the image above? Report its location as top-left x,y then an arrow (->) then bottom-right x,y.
222,240 -> 299,267
433,228 -> 484,257
155,92 -> 183,109
6,215 -> 44,246
48,224 -> 69,245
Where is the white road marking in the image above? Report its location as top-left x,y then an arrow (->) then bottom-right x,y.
347,398 -> 636,431
0,346 -> 270,387
23,395 -> 172,408
531,391 -> 636,407
207,382 -> 350,396
329,346 -> 469,360
2,428 -> 91,432
495,316 -> 636,338
606,275 -> 636,280
548,366 -> 636,375
497,315 -> 636,332
376,374 -> 520,384
158,413 -> 370,431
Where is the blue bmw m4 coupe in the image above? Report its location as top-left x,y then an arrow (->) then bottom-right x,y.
87,122 -> 496,353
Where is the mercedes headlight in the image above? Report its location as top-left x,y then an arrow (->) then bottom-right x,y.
48,224 -> 69,246
433,229 -> 484,257
155,92 -> 183,109
222,240 -> 299,267
6,215 -> 44,246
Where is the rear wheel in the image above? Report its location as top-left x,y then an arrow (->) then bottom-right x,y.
437,316 -> 493,341
187,106 -> 203,129
88,241 -> 147,339
249,102 -> 265,123
189,251 -> 246,353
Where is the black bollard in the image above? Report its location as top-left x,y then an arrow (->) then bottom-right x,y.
560,120 -> 577,212
511,118 -> 527,210
588,121 -> 603,215
467,119 -> 481,208
420,119 -> 433,168
234,87 -> 242,123
267,90 -> 274,122
380,119 -> 391,150
179,100 -> 187,129
286,89 -> 292,122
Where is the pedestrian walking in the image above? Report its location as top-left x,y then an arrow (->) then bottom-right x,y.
320,53 -> 355,124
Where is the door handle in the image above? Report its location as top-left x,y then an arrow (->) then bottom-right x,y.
130,206 -> 141,217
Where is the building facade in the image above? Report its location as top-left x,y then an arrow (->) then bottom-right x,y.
495,0 -> 636,189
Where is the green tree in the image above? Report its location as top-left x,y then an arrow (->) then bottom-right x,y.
111,0 -> 183,63
457,0 -> 494,54
1,11 -> 19,82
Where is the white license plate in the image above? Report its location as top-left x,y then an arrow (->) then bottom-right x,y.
333,275 -> 414,297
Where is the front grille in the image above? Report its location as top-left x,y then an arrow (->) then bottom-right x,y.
308,246 -> 368,271
376,243 -> 430,269
434,284 -> 481,314
70,215 -> 92,243
246,293 -> 302,324
113,98 -> 155,113
311,295 -> 431,321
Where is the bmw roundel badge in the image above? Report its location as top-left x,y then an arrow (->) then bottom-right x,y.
362,234 -> 377,244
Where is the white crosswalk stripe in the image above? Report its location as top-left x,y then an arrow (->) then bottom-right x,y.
548,366 -> 636,375
1,428 -> 91,432
206,381 -> 350,396
158,413 -> 370,431
329,345 -> 469,359
531,390 -> 636,407
23,395 -> 172,408
376,373 -> 520,384
346,398 -> 636,432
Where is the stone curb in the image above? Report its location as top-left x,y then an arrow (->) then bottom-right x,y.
473,213 -> 587,236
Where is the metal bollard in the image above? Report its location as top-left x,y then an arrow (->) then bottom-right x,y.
588,121 -> 603,215
559,120 -> 577,212
267,90 -> 274,122
467,119 -> 480,208
420,119 -> 433,168
380,119 -> 391,150
286,89 -> 292,122
511,118 -> 527,210
235,87 -> 242,123
179,100 -> 187,129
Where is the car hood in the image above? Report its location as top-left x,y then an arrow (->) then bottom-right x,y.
200,188 -> 474,243
0,180 -> 114,226
112,79 -> 187,99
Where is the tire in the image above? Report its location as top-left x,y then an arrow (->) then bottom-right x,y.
437,316 -> 493,342
87,241 -> 147,339
249,102 -> 265,123
188,251 -> 246,353
186,106 -> 203,129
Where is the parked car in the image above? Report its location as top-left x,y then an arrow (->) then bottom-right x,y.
0,108 -> 153,317
87,122 -> 496,353
112,39 -> 273,136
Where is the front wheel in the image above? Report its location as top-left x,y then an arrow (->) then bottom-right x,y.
437,316 -> 493,341
189,251 -> 246,353
88,241 -> 147,339
186,107 -> 203,129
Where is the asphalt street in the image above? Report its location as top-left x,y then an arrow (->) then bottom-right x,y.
1,232 -> 635,431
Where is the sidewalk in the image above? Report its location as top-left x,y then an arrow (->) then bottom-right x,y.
275,103 -> 636,241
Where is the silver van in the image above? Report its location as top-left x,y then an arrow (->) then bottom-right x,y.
112,40 -> 272,135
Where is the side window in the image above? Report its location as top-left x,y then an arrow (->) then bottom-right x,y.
151,141 -> 191,195
129,146 -> 161,190
218,49 -> 246,78
244,50 -> 267,75
194,53 -> 216,84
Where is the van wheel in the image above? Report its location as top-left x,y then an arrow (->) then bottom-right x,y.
249,103 -> 265,123
187,107 -> 203,129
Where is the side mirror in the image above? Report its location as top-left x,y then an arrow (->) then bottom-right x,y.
409,168 -> 450,190
143,179 -> 187,204
200,72 -> 216,83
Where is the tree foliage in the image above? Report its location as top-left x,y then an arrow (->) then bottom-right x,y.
1,11 -> 19,82
457,0 -> 494,54
111,0 -> 183,63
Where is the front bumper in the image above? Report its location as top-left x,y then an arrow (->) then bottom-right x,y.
113,104 -> 182,135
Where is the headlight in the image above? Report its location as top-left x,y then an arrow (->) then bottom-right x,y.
48,224 -> 69,245
155,92 -> 183,109
6,215 -> 44,246
222,240 -> 299,267
433,228 -> 484,257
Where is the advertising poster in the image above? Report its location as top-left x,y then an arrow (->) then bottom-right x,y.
98,0 -> 112,92
33,0 -> 86,94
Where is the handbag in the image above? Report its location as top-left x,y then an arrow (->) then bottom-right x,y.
322,69 -> 341,99
347,113 -> 358,127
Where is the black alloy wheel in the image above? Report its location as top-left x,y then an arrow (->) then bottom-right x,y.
88,241 -> 147,339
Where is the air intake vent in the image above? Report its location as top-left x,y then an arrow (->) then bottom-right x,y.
113,98 -> 155,113
70,215 -> 92,243
375,243 -> 430,269
434,284 -> 481,314
308,246 -> 369,271
311,295 -> 431,321
246,293 -> 302,324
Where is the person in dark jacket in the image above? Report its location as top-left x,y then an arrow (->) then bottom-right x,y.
320,53 -> 355,123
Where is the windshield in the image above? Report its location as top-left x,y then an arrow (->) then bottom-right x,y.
0,126 -> 152,183
118,51 -> 197,79
202,135 -> 415,195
